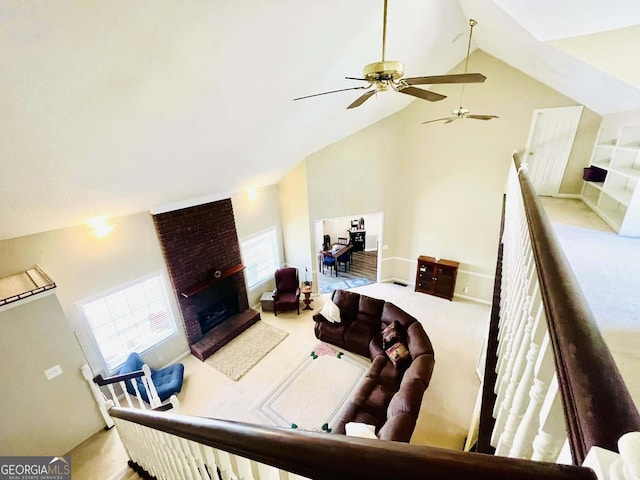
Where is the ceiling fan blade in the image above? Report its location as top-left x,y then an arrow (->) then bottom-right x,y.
467,114 -> 499,120
293,85 -> 370,101
347,89 -> 377,109
345,76 -> 370,82
422,117 -> 457,124
398,86 -> 446,102
444,118 -> 458,124
404,73 -> 486,86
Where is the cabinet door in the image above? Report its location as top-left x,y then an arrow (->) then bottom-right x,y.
434,266 -> 455,298
416,262 -> 435,293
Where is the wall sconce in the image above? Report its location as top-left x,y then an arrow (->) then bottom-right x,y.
88,216 -> 113,238
247,188 -> 258,201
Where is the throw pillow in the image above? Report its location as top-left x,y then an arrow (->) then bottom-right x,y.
345,422 -> 378,439
381,321 -> 404,349
320,298 -> 341,323
385,341 -> 411,368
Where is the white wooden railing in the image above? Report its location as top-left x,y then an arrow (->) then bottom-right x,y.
483,156 -> 640,479
81,363 -> 179,429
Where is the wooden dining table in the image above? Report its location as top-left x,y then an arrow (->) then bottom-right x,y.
321,244 -> 352,277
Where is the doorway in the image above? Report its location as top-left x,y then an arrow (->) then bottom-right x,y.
314,212 -> 383,294
523,106 -> 583,196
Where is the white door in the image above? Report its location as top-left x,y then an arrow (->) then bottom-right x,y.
523,106 -> 584,196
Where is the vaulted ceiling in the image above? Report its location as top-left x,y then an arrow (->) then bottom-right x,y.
2,0 -> 640,240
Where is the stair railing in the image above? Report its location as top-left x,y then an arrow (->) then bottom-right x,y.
478,153 -> 640,476
108,406 -> 598,480
81,363 -> 179,429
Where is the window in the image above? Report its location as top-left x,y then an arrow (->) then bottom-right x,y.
241,227 -> 280,289
79,274 -> 177,373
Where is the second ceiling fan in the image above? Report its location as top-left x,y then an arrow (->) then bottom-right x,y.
293,0 -> 488,109
423,19 -> 499,125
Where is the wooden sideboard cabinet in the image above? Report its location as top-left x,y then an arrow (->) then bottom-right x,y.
415,256 -> 459,301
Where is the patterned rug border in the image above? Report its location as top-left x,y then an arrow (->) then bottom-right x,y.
253,342 -> 370,430
319,277 -> 374,294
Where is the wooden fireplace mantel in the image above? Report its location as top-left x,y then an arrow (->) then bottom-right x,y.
180,264 -> 245,298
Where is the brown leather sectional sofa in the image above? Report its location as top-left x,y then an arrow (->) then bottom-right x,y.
313,289 -> 435,442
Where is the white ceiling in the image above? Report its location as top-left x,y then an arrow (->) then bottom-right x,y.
1,0 -> 639,240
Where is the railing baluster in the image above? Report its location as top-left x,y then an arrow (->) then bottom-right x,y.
119,380 -> 135,408
532,376 -> 567,462
496,296 -> 544,456
131,377 -> 147,409
201,445 -> 221,480
509,331 -> 555,459
107,383 -> 120,407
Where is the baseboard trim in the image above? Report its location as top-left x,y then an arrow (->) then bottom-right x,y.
459,269 -> 495,280
383,257 -> 494,280
552,193 -> 582,199
162,350 -> 191,369
454,293 -> 492,306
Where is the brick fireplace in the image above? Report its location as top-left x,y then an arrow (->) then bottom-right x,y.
152,198 -> 259,360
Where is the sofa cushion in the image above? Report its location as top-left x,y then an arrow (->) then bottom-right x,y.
332,289 -> 360,323
344,321 -> 378,356
366,355 -> 403,392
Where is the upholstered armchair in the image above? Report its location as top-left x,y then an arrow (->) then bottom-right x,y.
119,352 -> 184,403
273,267 -> 301,316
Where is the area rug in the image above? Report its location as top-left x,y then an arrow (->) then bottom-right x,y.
319,277 -> 374,293
254,343 -> 370,431
205,322 -> 288,381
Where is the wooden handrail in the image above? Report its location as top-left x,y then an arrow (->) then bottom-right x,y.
513,153 -> 640,463
93,370 -> 144,386
109,406 -> 596,480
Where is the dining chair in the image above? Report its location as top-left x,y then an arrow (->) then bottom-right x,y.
321,252 -> 337,276
337,237 -> 352,269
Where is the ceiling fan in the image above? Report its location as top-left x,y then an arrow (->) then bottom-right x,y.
423,19 -> 499,125
293,0 -> 487,109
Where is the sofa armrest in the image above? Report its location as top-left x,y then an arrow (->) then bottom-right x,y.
312,312 -> 328,323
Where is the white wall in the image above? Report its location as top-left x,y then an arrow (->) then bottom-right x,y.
0,212 -> 189,373
232,185 -> 285,306
0,294 -> 104,455
300,50 -> 600,302
277,161 -> 315,290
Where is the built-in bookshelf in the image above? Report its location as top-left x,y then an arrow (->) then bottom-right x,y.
582,115 -> 640,236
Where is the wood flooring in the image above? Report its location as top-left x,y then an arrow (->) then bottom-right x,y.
317,250 -> 377,291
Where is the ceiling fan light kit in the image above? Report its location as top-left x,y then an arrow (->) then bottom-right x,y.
293,0 -> 487,109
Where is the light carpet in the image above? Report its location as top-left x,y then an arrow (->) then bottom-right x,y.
254,343 -> 370,431
541,198 -> 640,409
205,321 -> 288,381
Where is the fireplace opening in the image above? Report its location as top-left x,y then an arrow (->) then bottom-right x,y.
195,277 -> 239,337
